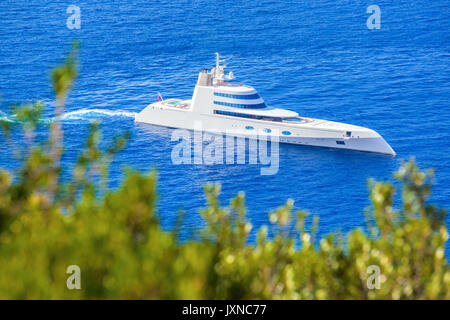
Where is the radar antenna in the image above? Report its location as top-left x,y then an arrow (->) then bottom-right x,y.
213,52 -> 235,83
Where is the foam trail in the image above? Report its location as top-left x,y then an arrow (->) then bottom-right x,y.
57,108 -> 137,121
1,108 -> 137,124
0,111 -> 15,123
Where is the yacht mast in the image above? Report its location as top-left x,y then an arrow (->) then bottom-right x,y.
215,52 -> 220,74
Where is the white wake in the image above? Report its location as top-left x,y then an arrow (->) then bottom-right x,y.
57,108 -> 137,121
0,108 -> 137,124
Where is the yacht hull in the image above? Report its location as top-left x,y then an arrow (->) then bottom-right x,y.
135,104 -> 396,156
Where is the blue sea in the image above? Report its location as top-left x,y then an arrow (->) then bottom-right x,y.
1,1 -> 449,251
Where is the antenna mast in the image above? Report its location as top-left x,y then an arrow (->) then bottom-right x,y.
215,52 -> 220,73
212,52 -> 234,83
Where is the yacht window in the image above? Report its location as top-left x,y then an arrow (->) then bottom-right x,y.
282,131 -> 291,135
213,101 -> 266,109
214,92 -> 260,100
214,110 -> 282,122
284,117 -> 303,123
245,126 -> 254,130
263,128 -> 272,133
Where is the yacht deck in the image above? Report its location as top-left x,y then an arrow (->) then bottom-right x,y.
161,99 -> 191,110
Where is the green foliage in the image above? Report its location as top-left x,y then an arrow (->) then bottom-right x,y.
52,42 -> 78,101
0,49 -> 448,299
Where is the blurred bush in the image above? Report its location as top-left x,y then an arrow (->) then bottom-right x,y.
0,48 -> 448,299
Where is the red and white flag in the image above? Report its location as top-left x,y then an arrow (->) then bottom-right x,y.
158,92 -> 162,102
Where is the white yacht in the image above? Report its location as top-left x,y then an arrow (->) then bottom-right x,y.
135,53 -> 395,156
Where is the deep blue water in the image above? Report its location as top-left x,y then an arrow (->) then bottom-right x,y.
0,1 -> 449,250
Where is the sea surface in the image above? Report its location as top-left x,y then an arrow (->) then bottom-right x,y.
0,1 -> 449,251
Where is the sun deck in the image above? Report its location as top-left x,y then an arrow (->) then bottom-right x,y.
161,99 -> 191,110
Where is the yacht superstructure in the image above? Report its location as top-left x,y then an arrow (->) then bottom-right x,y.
135,53 -> 395,156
